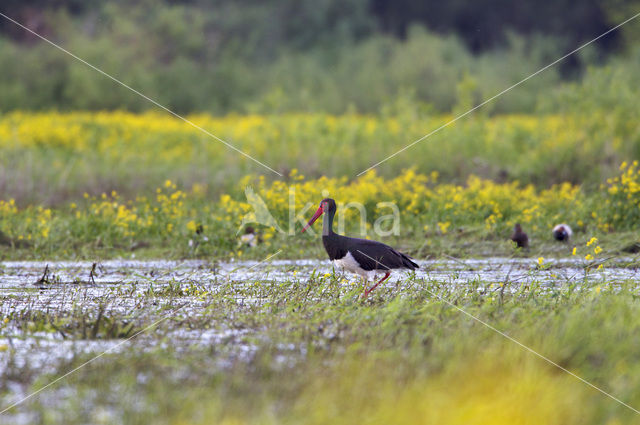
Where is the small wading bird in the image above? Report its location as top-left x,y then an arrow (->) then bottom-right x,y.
510,223 -> 529,248
552,224 -> 572,242
302,198 -> 419,298
239,226 -> 259,248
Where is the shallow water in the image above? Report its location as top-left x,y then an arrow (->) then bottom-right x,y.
1,257 -> 638,290
1,257 -> 639,324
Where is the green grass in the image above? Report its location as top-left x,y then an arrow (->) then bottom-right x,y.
1,224 -> 638,264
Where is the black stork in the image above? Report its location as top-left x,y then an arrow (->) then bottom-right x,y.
302,198 -> 419,297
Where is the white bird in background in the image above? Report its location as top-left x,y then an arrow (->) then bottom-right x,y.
239,226 -> 259,247
552,224 -> 572,242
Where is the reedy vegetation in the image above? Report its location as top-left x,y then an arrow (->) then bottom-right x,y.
1,161 -> 639,260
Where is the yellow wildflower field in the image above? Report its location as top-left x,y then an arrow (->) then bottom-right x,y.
1,111 -> 639,258
0,163 -> 638,258
0,111 -> 638,205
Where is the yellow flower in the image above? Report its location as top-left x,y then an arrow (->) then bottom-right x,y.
164,179 -> 173,188
571,247 -> 577,256
186,220 -> 198,233
438,221 -> 451,234
586,237 -> 597,247
537,257 -> 544,266
191,183 -> 206,196
594,246 -> 602,255
585,254 -> 594,261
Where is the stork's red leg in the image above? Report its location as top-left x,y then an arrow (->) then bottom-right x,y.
363,272 -> 391,298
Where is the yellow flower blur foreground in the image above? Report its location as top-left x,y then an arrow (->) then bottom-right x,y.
298,349 -> 596,425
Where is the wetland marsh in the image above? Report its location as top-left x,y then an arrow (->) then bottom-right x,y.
1,257 -> 640,424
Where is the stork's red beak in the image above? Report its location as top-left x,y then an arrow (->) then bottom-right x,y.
302,206 -> 323,233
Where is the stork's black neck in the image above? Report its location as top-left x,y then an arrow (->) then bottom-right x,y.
322,207 -> 336,235
320,208 -> 346,260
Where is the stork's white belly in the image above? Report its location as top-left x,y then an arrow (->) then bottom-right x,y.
333,251 -> 373,280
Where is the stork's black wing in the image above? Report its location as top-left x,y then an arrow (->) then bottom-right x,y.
345,237 -> 418,271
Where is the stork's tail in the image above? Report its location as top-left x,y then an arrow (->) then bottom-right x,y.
400,252 -> 419,269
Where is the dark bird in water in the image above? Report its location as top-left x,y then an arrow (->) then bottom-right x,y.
552,224 -> 572,242
510,223 -> 528,248
621,242 -> 640,254
302,198 -> 419,298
